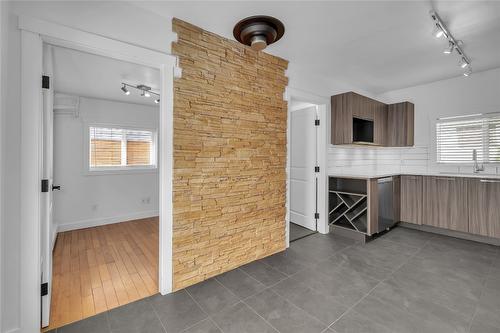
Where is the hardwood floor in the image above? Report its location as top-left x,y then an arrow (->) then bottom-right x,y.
45,217 -> 159,331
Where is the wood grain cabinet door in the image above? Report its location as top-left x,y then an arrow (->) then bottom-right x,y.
467,178 -> 500,238
386,102 -> 414,147
331,93 -> 353,144
400,175 -> 423,224
422,176 -> 468,232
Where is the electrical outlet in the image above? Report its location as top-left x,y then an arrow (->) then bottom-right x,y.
92,204 -> 98,211
146,197 -> 150,204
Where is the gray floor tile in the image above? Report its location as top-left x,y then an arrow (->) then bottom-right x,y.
107,299 -> 165,333
211,302 -> 277,333
186,278 -> 239,315
289,222 -> 316,241
271,277 -> 348,326
316,249 -> 394,281
58,313 -> 110,333
470,306 -> 500,333
215,268 -> 266,299
330,310 -> 391,333
361,237 -> 421,256
180,319 -> 222,333
352,295 -> 443,333
240,260 -> 286,286
381,226 -> 433,248
384,271 -> 478,318
293,264 -> 378,307
395,256 -> 485,299
261,251 -> 308,275
149,290 -> 207,332
245,289 -> 326,333
370,281 -> 470,332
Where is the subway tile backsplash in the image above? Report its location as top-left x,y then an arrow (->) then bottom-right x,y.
328,145 -> 500,176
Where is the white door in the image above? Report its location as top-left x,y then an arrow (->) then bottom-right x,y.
290,106 -> 318,230
41,45 -> 55,328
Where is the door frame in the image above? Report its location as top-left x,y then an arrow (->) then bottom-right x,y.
285,87 -> 329,248
18,16 -> 178,332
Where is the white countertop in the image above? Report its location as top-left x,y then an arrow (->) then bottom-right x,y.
329,172 -> 500,180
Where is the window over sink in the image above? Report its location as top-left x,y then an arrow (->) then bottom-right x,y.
436,113 -> 500,163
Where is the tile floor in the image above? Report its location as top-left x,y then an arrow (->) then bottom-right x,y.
289,222 -> 316,242
48,226 -> 500,333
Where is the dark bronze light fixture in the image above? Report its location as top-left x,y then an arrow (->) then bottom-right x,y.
233,15 -> 285,51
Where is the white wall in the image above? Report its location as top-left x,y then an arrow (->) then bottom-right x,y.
1,2 -> 175,332
0,2 -> 6,331
378,67 -> 500,175
53,97 -> 159,234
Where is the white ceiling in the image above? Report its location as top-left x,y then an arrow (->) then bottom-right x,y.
132,1 -> 500,94
52,46 -> 160,106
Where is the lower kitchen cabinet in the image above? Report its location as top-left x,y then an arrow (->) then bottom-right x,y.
400,175 -> 423,225
422,176 -> 468,232
467,178 -> 500,238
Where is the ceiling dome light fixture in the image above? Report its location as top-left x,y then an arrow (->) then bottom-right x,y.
430,10 -> 472,77
233,15 -> 285,51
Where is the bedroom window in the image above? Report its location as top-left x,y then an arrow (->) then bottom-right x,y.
436,114 -> 500,163
89,126 -> 156,171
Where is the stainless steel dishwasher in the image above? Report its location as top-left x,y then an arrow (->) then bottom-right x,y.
377,177 -> 395,232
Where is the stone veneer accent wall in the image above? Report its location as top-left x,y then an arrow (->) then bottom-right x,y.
171,18 -> 289,290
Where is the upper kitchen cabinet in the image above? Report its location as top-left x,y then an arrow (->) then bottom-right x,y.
330,92 -> 413,147
386,102 -> 415,147
467,178 -> 500,238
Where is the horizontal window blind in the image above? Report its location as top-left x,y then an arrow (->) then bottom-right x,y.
89,127 -> 155,169
436,114 -> 500,163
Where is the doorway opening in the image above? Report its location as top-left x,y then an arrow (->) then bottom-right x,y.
41,45 -> 161,330
289,99 -> 321,242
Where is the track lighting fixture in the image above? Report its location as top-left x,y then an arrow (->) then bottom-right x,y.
121,84 -> 130,95
120,83 -> 160,103
459,58 -> 469,68
433,24 -> 445,38
443,42 -> 454,54
430,10 -> 472,77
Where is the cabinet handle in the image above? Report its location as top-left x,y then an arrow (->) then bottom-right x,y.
435,177 -> 455,181
480,179 -> 500,184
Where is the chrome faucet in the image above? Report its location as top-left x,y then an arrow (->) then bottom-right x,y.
472,149 -> 484,173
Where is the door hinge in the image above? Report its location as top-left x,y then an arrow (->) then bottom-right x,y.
314,212 -> 320,219
315,166 -> 320,173
41,282 -> 48,296
314,119 -> 320,126
42,75 -> 50,89
41,179 -> 49,193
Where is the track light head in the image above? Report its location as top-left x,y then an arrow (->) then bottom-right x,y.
459,58 -> 470,69
433,24 -> 444,38
154,99 -> 160,104
144,91 -> 151,98
463,67 -> 472,77
443,42 -> 454,54
121,84 -> 130,95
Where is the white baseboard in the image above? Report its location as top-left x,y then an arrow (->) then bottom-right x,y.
56,210 -> 159,233
4,328 -> 21,333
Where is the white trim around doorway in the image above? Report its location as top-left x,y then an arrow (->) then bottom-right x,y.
18,16 -> 178,332
284,87 -> 330,248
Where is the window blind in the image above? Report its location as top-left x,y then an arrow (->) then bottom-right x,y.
89,127 -> 155,169
436,114 -> 500,163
